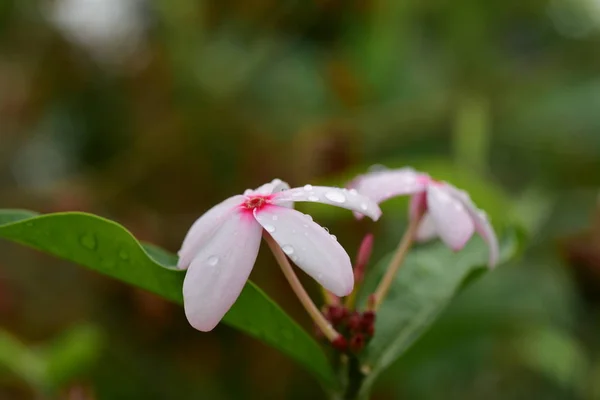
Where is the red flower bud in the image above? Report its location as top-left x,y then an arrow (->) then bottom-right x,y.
349,333 -> 366,353
347,312 -> 361,332
325,305 -> 348,326
332,335 -> 348,352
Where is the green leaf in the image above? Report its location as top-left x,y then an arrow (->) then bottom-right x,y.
0,329 -> 45,389
358,229 -> 522,396
43,324 -> 104,388
0,210 -> 336,388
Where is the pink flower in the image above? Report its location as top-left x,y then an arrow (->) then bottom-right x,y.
349,168 -> 499,267
178,179 -> 382,331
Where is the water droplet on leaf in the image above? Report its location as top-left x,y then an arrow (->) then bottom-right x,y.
118,250 -> 129,260
80,233 -> 97,250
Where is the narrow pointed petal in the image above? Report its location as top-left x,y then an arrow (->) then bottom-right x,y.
348,168 -> 428,205
426,185 -> 475,251
177,195 -> 245,270
443,184 -> 500,267
254,206 -> 354,296
183,211 -> 262,331
273,186 -> 382,221
415,213 -> 438,242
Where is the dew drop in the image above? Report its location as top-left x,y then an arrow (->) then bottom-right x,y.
79,233 -> 97,250
330,234 -> 337,241
323,226 -> 330,233
272,178 -> 282,185
349,188 -> 358,195
325,191 -> 346,203
291,255 -> 298,262
118,250 -> 130,261
282,245 -> 294,255
264,224 -> 276,233
360,203 -> 368,211
304,214 -> 313,221
308,195 -> 319,201
243,189 -> 253,195
208,256 -> 219,266
303,184 -> 313,191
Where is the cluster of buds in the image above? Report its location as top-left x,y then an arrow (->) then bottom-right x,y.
319,304 -> 376,354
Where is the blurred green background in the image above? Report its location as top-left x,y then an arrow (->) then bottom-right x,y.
1,0 -> 600,399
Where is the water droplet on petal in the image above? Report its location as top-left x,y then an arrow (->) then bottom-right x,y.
304,214 -> 313,221
325,191 -> 346,203
272,179 -> 282,185
291,255 -> 298,262
208,256 -> 219,266
349,188 -> 358,195
308,195 -> 319,201
330,234 -> 337,241
272,215 -> 279,221
244,189 -> 253,195
323,226 -> 330,233
282,245 -> 294,255
360,203 -> 368,211
80,233 -> 97,250
317,273 -> 323,279
303,184 -> 313,191
264,224 -> 276,233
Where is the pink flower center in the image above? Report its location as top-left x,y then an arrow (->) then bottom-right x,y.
242,195 -> 273,213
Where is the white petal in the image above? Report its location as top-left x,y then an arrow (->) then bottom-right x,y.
273,186 -> 382,221
348,168 -> 428,205
182,211 -> 262,331
443,184 -> 500,267
253,178 -> 290,195
177,195 -> 244,270
415,213 -> 438,242
426,185 -> 475,251
254,206 -> 354,296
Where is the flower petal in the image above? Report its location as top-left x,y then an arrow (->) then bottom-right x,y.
348,167 -> 428,205
273,186 -> 382,221
442,183 -> 500,267
177,195 -> 245,270
426,185 -> 475,251
182,211 -> 262,331
415,212 -> 438,242
252,178 -> 290,195
253,206 -> 354,296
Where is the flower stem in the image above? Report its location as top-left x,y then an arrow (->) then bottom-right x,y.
371,217 -> 421,311
263,233 -> 341,342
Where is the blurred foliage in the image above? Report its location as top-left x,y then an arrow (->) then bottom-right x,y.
0,0 -> 599,398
